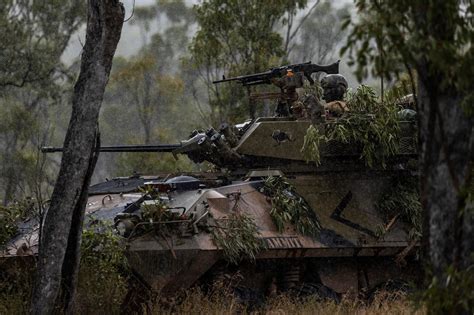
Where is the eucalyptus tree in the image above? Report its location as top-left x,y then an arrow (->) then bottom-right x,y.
30,0 -> 124,313
343,1 -> 473,313
99,1 -> 197,176
188,0 -> 308,123
0,1 -> 85,205
0,0 -> 84,89
289,0 -> 350,64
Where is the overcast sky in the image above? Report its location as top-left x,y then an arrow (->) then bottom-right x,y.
63,0 -> 354,63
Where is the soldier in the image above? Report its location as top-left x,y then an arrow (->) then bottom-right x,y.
320,74 -> 349,118
272,69 -> 304,118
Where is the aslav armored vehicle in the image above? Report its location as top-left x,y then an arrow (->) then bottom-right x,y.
4,61 -> 420,305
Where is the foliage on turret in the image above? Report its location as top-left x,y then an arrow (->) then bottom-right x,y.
302,85 -> 401,167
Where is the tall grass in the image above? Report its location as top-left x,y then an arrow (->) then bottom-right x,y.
151,288 -> 425,315
0,267 -> 425,315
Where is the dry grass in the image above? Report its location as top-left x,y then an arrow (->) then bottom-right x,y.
150,288 -> 425,315
0,258 -> 425,315
0,283 -> 426,315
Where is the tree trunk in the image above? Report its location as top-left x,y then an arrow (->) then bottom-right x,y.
58,134 -> 100,312
2,168 -> 17,206
417,67 -> 474,279
30,1 -> 124,314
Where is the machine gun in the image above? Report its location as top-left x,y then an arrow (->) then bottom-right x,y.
213,60 -> 340,86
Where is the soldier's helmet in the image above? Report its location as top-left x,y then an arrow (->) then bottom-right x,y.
321,74 -> 348,102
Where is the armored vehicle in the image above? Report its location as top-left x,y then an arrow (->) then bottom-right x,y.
2,61 -> 420,306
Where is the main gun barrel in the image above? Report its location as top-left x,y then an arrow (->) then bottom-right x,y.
41,144 -> 182,153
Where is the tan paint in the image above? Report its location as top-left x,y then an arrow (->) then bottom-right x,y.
236,121 -> 311,160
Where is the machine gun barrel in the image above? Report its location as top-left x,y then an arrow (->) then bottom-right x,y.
212,72 -> 272,85
212,60 -> 340,86
41,144 -> 182,153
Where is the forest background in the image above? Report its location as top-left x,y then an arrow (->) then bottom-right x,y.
0,0 -> 367,206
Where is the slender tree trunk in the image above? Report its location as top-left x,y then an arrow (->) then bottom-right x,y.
30,1 -> 124,314
143,71 -> 153,145
144,120 -> 152,145
3,170 -> 16,206
59,134 -> 100,312
2,136 -> 19,205
417,67 -> 474,279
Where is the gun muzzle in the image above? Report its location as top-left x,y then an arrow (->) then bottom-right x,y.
40,144 -> 181,153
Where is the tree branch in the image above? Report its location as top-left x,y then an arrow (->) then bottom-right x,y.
285,0 -> 321,57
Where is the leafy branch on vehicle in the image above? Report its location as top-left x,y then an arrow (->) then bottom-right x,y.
211,212 -> 265,265
302,85 -> 401,167
262,176 -> 321,237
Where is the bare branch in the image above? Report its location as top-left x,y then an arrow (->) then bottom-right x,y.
285,0 -> 321,56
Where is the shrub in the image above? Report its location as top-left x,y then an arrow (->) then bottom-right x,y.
75,223 -> 129,314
